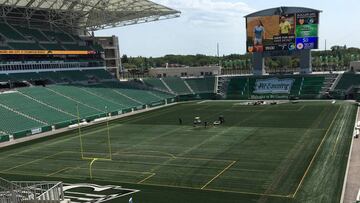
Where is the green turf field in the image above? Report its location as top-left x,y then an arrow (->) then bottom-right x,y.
0,101 -> 357,203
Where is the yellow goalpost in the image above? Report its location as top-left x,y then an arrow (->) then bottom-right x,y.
77,105 -> 113,179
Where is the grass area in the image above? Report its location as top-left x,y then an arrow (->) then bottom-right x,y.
0,101 -> 357,203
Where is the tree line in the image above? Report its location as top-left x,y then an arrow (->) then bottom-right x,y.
121,46 -> 360,73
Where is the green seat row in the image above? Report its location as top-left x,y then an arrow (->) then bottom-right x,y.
162,77 -> 192,95
185,77 -> 215,93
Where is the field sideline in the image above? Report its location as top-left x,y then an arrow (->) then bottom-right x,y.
0,101 -> 357,203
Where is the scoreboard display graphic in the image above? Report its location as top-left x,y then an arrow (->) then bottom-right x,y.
246,12 -> 319,53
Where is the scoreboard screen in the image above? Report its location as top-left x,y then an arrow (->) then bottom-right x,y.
246,12 -> 319,53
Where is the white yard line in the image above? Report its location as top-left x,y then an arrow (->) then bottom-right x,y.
341,104 -> 360,203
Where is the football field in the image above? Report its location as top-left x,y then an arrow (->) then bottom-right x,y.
0,101 -> 357,203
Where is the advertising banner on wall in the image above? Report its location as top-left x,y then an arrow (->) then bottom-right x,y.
253,78 -> 295,94
0,50 -> 97,55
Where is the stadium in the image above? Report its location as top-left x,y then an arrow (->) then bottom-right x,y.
0,1 -> 359,203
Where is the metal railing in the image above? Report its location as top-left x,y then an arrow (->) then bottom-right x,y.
0,178 -> 64,203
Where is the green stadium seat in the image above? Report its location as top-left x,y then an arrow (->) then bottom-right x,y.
0,74 -> 11,82
57,71 -> 89,81
0,45 -> 10,50
40,43 -> 64,50
0,23 -> 26,40
185,77 -> 215,93
9,72 -> 42,81
37,71 -> 68,83
0,92 -> 75,125
42,30 -> 74,42
13,26 -> 50,41
162,77 -> 192,95
0,100 -> 44,134
8,42 -> 43,50
335,73 -> 360,90
47,85 -> 126,113
0,79 -> 175,136
143,78 -> 169,91
83,69 -> 114,80
62,43 -> 90,51
18,87 -> 102,118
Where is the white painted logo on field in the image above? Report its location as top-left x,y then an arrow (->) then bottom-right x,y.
253,78 -> 295,94
63,183 -> 139,203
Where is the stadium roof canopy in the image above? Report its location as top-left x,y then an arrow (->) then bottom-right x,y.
245,6 -> 321,18
0,0 -> 180,31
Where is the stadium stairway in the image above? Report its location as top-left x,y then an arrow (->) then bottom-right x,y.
185,77 -> 216,94
334,73 -> 360,91
47,85 -> 124,113
159,78 -> 175,94
330,74 -> 343,91
0,98 -> 47,134
18,86 -> 103,118
162,77 -> 193,95
45,87 -> 105,113
143,78 -> 171,93
320,74 -> 338,96
0,91 -> 74,125
217,77 -> 231,99
183,80 -> 195,94
82,84 -> 142,107
77,86 -> 130,109
17,91 -> 77,118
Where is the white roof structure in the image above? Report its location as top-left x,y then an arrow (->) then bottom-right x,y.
0,0 -> 180,31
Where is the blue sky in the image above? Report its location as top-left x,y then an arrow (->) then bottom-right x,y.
95,0 -> 360,57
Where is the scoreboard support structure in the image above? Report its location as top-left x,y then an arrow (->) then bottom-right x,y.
252,49 -> 312,75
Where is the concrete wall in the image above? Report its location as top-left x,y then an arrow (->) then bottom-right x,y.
350,61 -> 360,72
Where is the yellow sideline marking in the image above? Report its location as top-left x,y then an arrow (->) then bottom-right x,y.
1,151 -> 67,172
0,170 -> 291,198
201,161 -> 236,189
137,173 -> 156,184
141,181 -> 291,198
292,105 -> 341,198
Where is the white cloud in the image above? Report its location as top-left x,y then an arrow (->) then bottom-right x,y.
154,0 -> 256,26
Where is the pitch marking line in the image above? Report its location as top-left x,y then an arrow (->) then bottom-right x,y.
1,151 -> 68,172
204,188 -> 292,198
137,173 -> 156,184
117,150 -> 176,159
140,182 -> 291,198
114,150 -> 232,163
47,167 -> 78,177
201,160 -> 236,189
0,170 -> 291,199
291,105 -> 341,198
82,157 -> 112,161
332,105 -> 349,155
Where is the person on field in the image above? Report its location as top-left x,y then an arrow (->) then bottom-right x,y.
179,118 -> 182,125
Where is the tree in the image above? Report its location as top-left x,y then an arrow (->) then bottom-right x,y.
121,54 -> 128,64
